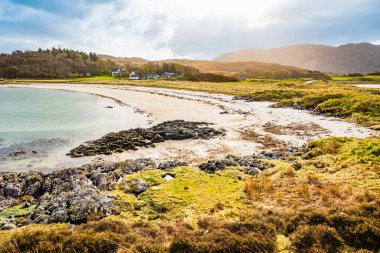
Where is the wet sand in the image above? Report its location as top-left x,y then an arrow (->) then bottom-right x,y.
352,84 -> 380,89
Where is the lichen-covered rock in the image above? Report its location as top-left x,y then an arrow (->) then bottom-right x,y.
0,219 -> 16,230
125,179 -> 149,195
158,160 -> 188,170
0,171 -> 44,198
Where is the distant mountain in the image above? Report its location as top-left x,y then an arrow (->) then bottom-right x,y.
98,56 -> 328,79
98,55 -> 148,65
215,43 -> 380,74
161,59 -> 327,79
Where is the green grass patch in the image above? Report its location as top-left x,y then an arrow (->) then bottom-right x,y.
0,204 -> 36,219
110,167 -> 245,222
138,167 -> 245,219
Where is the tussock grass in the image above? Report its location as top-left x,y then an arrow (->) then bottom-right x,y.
0,137 -> 379,252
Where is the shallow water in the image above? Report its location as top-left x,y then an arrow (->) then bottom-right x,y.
0,87 -> 150,172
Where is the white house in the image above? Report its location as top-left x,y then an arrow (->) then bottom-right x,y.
111,69 -> 121,77
129,71 -> 139,80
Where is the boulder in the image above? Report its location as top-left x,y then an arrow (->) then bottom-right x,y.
125,179 -> 149,195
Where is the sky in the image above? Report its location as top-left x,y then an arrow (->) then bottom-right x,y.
0,0 -> 380,60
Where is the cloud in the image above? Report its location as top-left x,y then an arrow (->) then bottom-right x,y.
0,0 -> 379,59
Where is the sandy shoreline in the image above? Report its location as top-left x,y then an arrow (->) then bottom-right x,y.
1,83 -> 378,172
351,84 -> 380,89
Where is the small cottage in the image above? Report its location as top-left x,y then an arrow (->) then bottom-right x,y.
129,71 -> 139,80
144,74 -> 160,79
112,69 -> 121,77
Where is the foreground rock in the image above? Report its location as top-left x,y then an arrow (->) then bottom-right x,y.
0,159 -> 155,228
0,153 -> 283,230
0,158 -> 191,229
69,120 -> 224,157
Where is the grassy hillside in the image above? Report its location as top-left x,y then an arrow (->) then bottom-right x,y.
164,59 -> 329,79
98,55 -> 329,79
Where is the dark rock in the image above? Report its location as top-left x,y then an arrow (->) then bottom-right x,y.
199,155 -> 268,174
232,96 -> 254,102
0,159 -> 163,229
158,160 -> 188,170
244,167 -> 262,175
125,179 -> 149,195
151,134 -> 165,143
0,220 -> 16,230
252,146 -> 310,160
9,151 -> 26,157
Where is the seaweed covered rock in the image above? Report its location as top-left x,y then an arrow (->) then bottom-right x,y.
69,120 -> 224,157
158,160 -> 188,170
198,155 -> 268,174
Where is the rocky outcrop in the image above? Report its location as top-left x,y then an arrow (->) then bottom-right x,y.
0,152 -> 279,230
158,160 -> 188,170
0,159 -> 159,228
68,120 -> 224,157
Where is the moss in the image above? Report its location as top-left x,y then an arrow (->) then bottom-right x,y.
136,167 -> 245,221
0,204 -> 36,219
309,137 -> 380,164
248,89 -> 307,102
123,169 -> 167,188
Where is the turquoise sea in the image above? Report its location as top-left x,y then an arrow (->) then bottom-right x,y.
0,87 -> 149,171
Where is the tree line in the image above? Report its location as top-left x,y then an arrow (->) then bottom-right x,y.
0,48 -> 200,79
115,62 -> 199,77
0,48 -> 116,78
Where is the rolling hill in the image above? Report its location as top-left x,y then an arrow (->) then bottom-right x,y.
215,43 -> 380,74
98,56 -> 328,79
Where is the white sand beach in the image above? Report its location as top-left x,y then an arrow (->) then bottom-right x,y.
1,83 -> 378,171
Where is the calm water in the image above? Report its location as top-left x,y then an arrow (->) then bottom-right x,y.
0,87 -> 150,172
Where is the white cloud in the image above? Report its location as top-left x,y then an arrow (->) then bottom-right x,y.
1,0 -> 379,59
